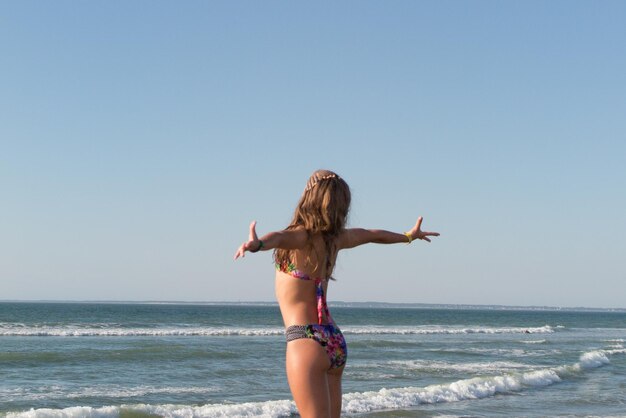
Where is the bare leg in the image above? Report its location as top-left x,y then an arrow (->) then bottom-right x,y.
327,365 -> 344,418
286,339 -> 332,418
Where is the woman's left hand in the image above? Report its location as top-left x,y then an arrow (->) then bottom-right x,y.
234,221 -> 261,260
408,217 -> 440,243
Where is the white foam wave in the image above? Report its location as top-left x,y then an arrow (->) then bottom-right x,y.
5,400 -> 297,418
521,339 -> 547,344
6,406 -> 122,418
344,325 -> 555,335
426,346 -> 560,357
1,385 -> 219,402
604,342 -> 624,350
343,368 -> 564,414
459,347 -> 543,357
0,324 -> 555,337
0,326 -> 286,337
554,349 -> 623,376
7,348 -> 623,418
343,347 -> 624,414
387,359 -> 532,374
578,351 -> 610,369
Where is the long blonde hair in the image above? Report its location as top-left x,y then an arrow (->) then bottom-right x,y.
274,169 -> 351,278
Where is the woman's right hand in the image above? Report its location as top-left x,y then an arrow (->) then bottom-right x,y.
234,221 -> 261,260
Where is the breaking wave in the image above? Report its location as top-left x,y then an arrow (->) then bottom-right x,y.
0,324 -> 555,337
6,348 -> 623,418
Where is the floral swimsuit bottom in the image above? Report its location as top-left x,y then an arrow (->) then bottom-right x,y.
278,262 -> 348,369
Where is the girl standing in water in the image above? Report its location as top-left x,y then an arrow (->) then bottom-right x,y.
234,169 -> 439,418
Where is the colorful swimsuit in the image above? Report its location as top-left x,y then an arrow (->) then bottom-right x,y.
277,262 -> 348,369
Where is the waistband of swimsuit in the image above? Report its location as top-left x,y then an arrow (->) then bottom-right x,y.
284,323 -> 340,334
285,325 -> 307,342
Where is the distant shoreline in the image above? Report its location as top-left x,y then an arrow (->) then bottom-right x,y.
1,300 -> 624,313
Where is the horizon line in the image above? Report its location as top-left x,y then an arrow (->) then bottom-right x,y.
1,299 -> 624,312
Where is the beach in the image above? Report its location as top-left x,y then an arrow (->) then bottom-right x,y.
1,302 -> 625,417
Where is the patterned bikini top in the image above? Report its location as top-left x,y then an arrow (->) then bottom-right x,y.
276,262 -> 333,325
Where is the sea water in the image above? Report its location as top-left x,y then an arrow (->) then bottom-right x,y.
1,302 -> 625,417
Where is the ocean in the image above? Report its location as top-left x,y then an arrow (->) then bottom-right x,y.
1,302 -> 625,417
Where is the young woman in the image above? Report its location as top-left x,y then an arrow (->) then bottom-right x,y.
234,169 -> 439,418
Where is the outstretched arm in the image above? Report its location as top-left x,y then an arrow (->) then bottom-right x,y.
338,217 -> 439,250
233,221 -> 307,260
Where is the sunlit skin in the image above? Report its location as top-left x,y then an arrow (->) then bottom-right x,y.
235,172 -> 439,418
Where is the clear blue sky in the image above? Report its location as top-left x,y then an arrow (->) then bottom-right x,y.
2,1 -> 625,308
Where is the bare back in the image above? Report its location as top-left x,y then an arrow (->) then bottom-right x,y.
275,233 -> 339,327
